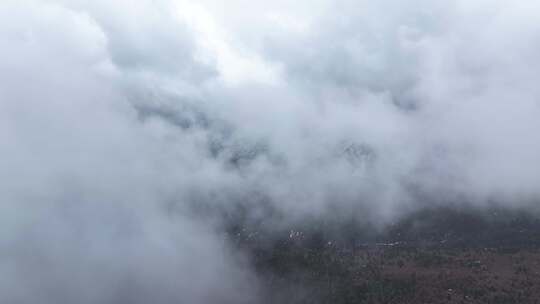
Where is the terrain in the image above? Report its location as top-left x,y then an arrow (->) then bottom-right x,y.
228,206 -> 540,303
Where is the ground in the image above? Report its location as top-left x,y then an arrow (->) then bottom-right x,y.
229,206 -> 540,303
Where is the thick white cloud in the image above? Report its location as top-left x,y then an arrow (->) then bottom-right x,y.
0,1 -> 256,303
187,0 -> 540,208
1,0 -> 540,302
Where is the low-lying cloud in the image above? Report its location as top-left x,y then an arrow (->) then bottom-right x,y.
1,0 -> 540,302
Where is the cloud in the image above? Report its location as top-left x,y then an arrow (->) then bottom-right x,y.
189,0 -> 540,209
0,1 -> 256,303
1,0 -> 540,302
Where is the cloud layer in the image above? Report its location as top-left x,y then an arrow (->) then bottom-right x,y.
1,0 -> 540,302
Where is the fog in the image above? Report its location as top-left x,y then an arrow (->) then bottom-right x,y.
1,0 -> 540,303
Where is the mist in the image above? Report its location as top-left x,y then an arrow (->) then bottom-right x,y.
1,0 -> 540,303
